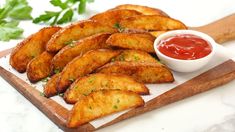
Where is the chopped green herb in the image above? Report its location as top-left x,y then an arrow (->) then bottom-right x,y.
113,105 -> 118,109
133,55 -> 140,61
64,39 -> 74,45
74,86 -> 78,90
113,23 -> 125,32
117,98 -> 120,103
54,68 -> 61,74
88,77 -> 95,83
83,93 -> 88,96
111,58 -> 115,62
40,92 -> 45,97
41,77 -> 49,82
119,54 -> 125,61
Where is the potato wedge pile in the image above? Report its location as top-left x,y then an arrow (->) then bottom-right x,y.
9,4 -> 187,128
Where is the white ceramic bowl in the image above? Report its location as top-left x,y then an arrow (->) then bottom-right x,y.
154,30 -> 216,72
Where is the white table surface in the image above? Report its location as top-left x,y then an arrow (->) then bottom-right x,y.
1,0 -> 235,132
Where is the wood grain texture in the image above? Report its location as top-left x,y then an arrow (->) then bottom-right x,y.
191,13 -> 235,44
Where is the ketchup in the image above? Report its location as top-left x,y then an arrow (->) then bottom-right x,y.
157,34 -> 212,60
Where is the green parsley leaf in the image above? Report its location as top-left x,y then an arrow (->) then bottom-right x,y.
50,0 -> 67,10
8,2 -> 32,19
57,9 -> 73,24
0,0 -> 32,41
78,0 -> 86,14
33,0 -> 94,25
0,20 -> 23,41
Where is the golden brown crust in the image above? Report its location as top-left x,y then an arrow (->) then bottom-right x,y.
120,15 -> 187,31
106,33 -> 155,53
64,73 -> 149,104
57,49 -> 122,93
149,31 -> 167,37
96,61 -> 174,83
67,90 -> 144,128
113,50 -> 158,63
9,26 -> 61,73
51,33 -> 112,73
112,4 -> 169,17
27,51 -> 55,83
43,73 -> 60,97
46,20 -> 117,53
90,9 -> 142,27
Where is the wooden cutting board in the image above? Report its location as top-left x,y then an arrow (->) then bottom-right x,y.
0,13 -> 235,132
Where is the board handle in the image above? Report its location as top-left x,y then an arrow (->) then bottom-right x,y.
191,13 -> 235,44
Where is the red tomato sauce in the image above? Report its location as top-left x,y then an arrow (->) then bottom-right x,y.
157,34 -> 212,60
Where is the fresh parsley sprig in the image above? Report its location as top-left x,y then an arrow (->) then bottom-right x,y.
33,0 -> 94,25
0,0 -> 32,41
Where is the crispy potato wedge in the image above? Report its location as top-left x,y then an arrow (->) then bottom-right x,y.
46,20 -> 117,52
106,33 -> 155,53
10,26 -> 61,73
67,90 -> 144,128
96,61 -> 174,83
64,73 -> 149,104
113,50 -> 158,63
120,15 -> 187,31
27,51 -> 55,83
149,31 -> 166,37
90,9 -> 142,27
57,49 -> 122,93
43,73 -> 60,97
51,33 -> 111,73
112,4 -> 169,17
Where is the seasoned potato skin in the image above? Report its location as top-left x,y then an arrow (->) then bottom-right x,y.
96,61 -> 174,83
46,20 -> 117,52
149,31 -> 167,37
57,49 -> 122,93
112,4 -> 169,17
120,15 -> 187,31
43,73 -> 60,97
64,73 -> 149,104
113,50 -> 158,63
27,51 -> 55,83
10,26 -> 61,73
67,90 -> 144,128
90,9 -> 142,27
106,33 -> 155,53
51,33 -> 111,73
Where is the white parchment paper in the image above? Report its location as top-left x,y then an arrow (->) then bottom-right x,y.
0,44 -> 234,128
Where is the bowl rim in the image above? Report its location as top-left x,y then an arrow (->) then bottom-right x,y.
153,30 -> 216,62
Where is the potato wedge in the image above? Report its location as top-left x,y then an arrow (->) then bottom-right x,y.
96,61 -> 174,83
90,9 -> 142,27
57,49 -> 122,93
10,26 -> 61,73
27,51 -> 55,83
46,20 -> 117,52
43,73 -> 60,97
120,15 -> 187,31
67,90 -> 144,128
106,33 -> 155,53
64,73 -> 149,104
112,4 -> 169,17
149,31 -> 166,37
113,50 -> 158,63
51,33 -> 111,73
